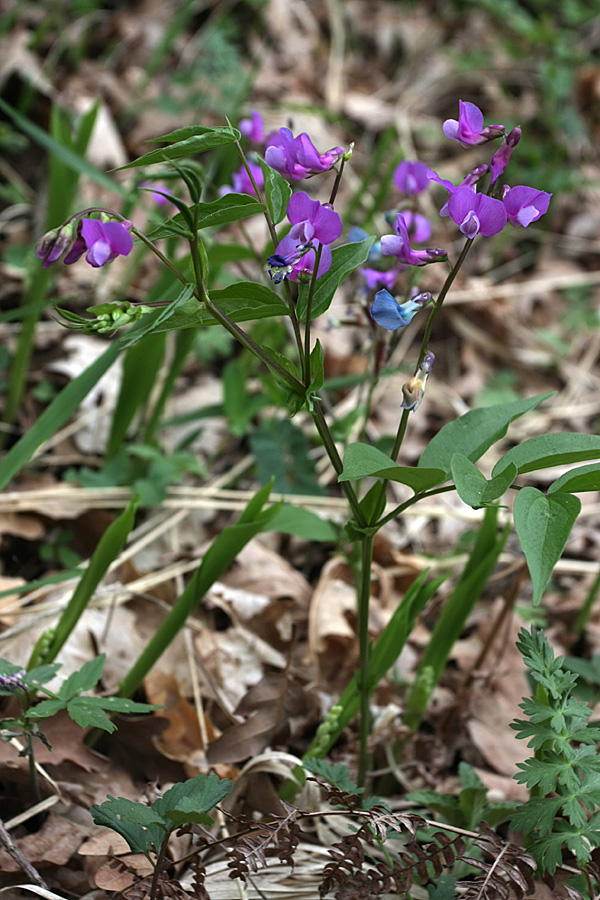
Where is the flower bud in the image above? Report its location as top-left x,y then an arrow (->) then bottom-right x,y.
401,352 -> 435,411
35,220 -> 77,269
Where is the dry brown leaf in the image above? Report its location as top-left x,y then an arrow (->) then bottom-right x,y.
94,854 -> 153,891
0,813 -> 91,870
78,828 -> 130,857
206,705 -> 282,765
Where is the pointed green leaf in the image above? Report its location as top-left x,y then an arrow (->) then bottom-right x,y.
419,392 -> 554,476
548,463 -> 600,495
339,442 -> 446,491
59,654 -> 105,701
144,125 -> 240,144
265,504 -> 337,541
451,454 -> 517,508
149,282 -> 289,331
258,158 -> 291,224
297,238 -> 375,321
513,487 -> 581,605
147,194 -> 265,240
66,696 -> 118,731
494,434 -> 600,478
114,127 -> 240,170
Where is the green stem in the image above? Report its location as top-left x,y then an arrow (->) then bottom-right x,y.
25,732 -> 42,806
302,244 -> 324,385
357,534 -> 374,788
310,402 -> 366,528
235,140 -> 305,372
376,485 -> 456,530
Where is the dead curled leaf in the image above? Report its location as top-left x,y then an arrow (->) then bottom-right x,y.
206,671 -> 305,764
0,813 -> 92,871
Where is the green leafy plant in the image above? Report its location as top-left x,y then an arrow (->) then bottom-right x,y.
510,627 -> 600,885
0,654 -> 158,804
91,774 -> 233,900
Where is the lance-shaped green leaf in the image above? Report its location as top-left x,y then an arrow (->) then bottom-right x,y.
296,238 -> 375,321
147,194 -> 265,240
113,126 -> 240,170
419,392 -> 553,476
339,442 -> 446,492
493,434 -> 600,479
548,463 -> 600,495
514,487 -> 581,605
451,453 -> 517,508
119,285 -> 195,347
148,282 -> 289,331
258,158 -> 291,224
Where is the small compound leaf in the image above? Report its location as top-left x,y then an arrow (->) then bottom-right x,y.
90,796 -> 167,856
66,696 -> 118,732
419,392 -> 553,475
513,487 -> 581,605
493,433 -> 600,478
27,698 -> 66,719
303,759 -> 362,794
548,462 -> 600,495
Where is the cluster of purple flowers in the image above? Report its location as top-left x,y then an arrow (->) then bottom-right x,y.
267,192 -> 342,283
368,100 -> 552,331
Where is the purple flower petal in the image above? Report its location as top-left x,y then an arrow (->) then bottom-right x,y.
393,160 -> 430,195
502,185 -> 551,227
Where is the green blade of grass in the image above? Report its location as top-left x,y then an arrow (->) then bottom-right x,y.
30,498 -> 138,667
0,340 -> 123,492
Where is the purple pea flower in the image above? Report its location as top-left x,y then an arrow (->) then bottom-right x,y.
220,162 -> 265,197
490,126 -> 521,185
399,210 -> 432,244
359,267 -> 401,291
265,127 -> 344,180
428,165 -> 488,216
140,181 -> 174,207
446,187 -> 507,238
443,101 -> 505,148
393,160 -> 430,195
239,110 -> 266,144
381,213 -> 446,267
370,289 -> 432,331
64,218 -> 133,268
501,185 -> 552,227
267,191 -> 342,283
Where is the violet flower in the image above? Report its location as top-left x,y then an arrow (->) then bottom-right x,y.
36,221 -> 78,269
502,185 -> 552,227
265,127 -> 344,180
220,162 -> 265,197
370,289 -> 432,331
428,165 -> 488,216
64,218 -> 133,268
443,101 -> 505,148
267,191 -> 342,283
393,160 -> 430,195
239,110 -> 266,144
381,213 -> 446,266
359,267 -> 401,291
490,126 -> 521,185
446,187 -> 507,238
399,210 -> 432,244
